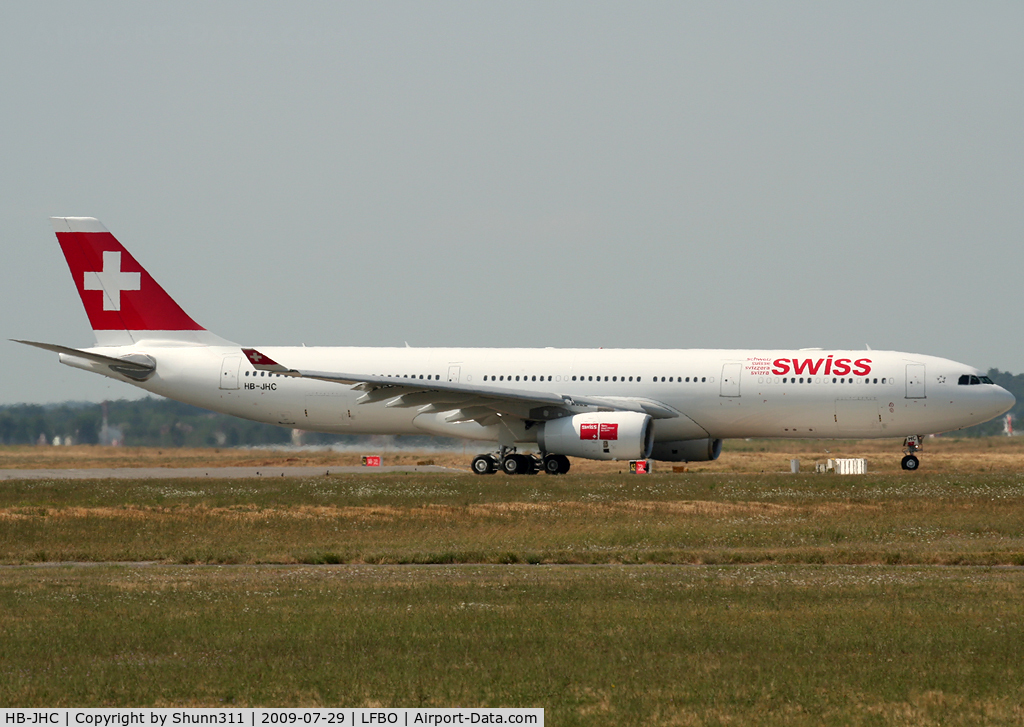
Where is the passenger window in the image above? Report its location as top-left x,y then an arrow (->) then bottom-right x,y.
572,376 -> 577,381
629,376 -> 633,382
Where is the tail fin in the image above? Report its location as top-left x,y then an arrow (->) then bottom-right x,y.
52,217 -> 227,346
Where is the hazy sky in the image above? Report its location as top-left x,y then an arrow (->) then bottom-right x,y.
3,2 -> 1022,405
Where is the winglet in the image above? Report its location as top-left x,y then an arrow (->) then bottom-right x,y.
242,348 -> 291,373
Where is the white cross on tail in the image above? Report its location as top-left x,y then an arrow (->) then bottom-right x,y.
83,251 -> 141,311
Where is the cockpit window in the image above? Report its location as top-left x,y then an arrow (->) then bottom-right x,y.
958,374 -> 992,385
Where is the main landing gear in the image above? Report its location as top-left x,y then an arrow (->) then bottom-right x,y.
901,435 -> 923,471
471,447 -> 571,476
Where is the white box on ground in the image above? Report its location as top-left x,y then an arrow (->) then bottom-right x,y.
834,458 -> 867,475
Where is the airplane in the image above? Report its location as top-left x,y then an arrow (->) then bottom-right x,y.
15,217 -> 1015,474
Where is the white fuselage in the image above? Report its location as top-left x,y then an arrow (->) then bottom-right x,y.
62,344 -> 1015,445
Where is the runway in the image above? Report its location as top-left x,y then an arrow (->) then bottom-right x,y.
0,465 -> 462,480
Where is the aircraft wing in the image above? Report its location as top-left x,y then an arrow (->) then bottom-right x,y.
242,348 -> 680,423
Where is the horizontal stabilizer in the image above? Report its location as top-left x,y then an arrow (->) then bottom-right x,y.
13,340 -> 156,381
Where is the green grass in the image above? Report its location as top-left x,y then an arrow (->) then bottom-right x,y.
2,472 -> 1024,565
4,471 -> 1024,720
1,564 -> 1023,724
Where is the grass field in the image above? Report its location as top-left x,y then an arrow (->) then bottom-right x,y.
2,441 -> 1024,721
2,471 -> 1024,566
2,564 -> 1023,724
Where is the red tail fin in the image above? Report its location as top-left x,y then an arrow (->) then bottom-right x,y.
52,217 -> 205,337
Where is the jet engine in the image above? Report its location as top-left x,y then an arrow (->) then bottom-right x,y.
537,412 -> 653,461
649,438 -> 723,462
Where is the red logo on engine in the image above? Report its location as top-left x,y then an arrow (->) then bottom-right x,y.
580,422 -> 618,440
599,423 -> 619,440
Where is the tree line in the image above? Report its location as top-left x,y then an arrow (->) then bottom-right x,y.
0,397 -> 452,449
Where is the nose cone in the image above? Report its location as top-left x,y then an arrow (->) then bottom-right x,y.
991,385 -> 1016,418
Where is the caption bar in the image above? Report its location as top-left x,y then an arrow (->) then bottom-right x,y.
1,710 -> 542,727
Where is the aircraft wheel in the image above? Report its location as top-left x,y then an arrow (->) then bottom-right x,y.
524,455 -> 540,475
472,454 -> 496,475
502,455 -> 524,475
544,454 -> 571,475
901,454 -> 920,471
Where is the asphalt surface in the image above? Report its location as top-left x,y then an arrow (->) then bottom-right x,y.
0,465 -> 463,480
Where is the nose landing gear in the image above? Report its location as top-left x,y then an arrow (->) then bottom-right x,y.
901,435 -> 922,471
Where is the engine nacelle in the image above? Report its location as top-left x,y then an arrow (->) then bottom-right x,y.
537,412 -> 653,461
649,438 -> 723,462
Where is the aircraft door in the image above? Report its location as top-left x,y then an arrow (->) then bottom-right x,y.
720,363 -> 741,397
906,364 -> 926,399
447,365 -> 461,383
219,356 -> 241,390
